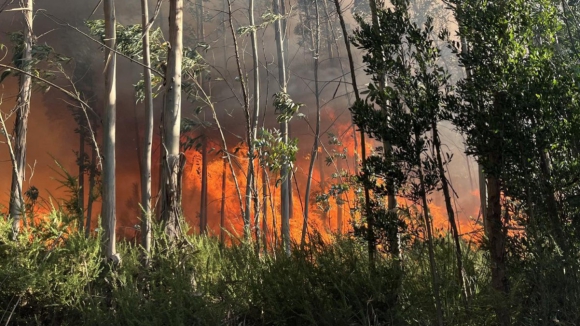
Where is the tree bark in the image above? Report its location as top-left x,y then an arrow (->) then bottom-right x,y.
262,167 -> 269,251
318,150 -> 327,222
244,0 -> 261,239
487,171 -> 509,324
102,0 -> 119,262
220,156 -> 227,243
140,0 -> 154,255
78,129 -> 85,231
9,0 -> 33,239
86,144 -> 97,238
337,156 -> 343,234
273,0 -> 291,255
487,93 -> 509,325
160,0 -> 184,240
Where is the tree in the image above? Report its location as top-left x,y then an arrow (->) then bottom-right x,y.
273,0 -> 292,255
366,0 -> 400,262
101,0 -> 120,262
352,1 -> 463,323
443,0 -> 580,323
242,0 -> 261,240
160,0 -> 184,240
8,0 -> 33,239
140,0 -> 154,257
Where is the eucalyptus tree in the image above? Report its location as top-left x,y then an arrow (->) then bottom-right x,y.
140,0 -> 154,255
243,0 -> 261,239
160,0 -> 185,240
7,0 -> 33,239
101,0 -> 120,261
273,0 -> 292,255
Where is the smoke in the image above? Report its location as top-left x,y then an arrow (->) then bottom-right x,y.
0,0 -> 479,239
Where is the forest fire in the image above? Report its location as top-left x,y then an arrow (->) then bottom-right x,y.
178,114 -> 482,247
0,0 -> 483,249
3,0 -> 580,324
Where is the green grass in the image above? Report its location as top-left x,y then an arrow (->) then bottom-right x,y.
1,212 -> 579,325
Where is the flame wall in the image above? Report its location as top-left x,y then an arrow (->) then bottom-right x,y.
0,0 -> 480,242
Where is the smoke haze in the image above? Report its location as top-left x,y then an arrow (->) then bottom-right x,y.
0,0 -> 480,239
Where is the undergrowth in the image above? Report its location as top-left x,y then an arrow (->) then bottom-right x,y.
1,212 -> 577,325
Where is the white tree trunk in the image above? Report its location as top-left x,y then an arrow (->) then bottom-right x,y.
273,0 -> 290,255
244,0 -> 261,238
9,0 -> 33,239
102,0 -> 119,262
160,0 -> 184,240
140,0 -> 154,255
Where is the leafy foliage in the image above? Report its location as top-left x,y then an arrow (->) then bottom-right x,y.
0,211 -> 492,325
86,20 -> 205,103
254,128 -> 298,174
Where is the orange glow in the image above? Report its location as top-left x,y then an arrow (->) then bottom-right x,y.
178,111 -> 482,249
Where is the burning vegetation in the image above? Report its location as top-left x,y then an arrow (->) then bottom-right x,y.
2,0 -> 580,325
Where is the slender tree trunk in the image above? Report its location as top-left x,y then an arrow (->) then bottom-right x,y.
332,0 -> 372,259
220,156 -> 227,243
226,0 -> 252,227
322,0 -> 333,59
78,129 -> 85,231
432,123 -> 468,304
273,172 -> 280,251
289,172 -> 294,219
487,170 -> 509,324
273,0 -> 291,255
280,0 -> 289,59
102,0 -> 119,262
140,0 -> 154,255
301,0 -> 321,248
487,93 -> 509,326
86,144 -> 97,237
254,165 -> 261,253
262,167 -> 269,251
200,136 -> 208,233
416,132 -> 444,326
160,0 -> 184,240
337,156 -> 343,234
9,0 -> 33,239
318,150 -> 327,221
242,0 -> 261,239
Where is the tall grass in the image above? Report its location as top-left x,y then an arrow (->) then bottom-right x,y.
0,211 -> 494,326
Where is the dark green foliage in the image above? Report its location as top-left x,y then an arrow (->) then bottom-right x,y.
0,212 -> 493,326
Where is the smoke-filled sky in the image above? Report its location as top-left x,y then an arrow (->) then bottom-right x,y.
0,0 -> 480,240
